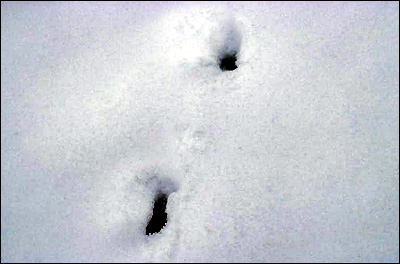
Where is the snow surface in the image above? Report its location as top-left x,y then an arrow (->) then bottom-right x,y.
1,1 -> 399,262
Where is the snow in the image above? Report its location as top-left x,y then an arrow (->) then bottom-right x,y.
1,1 -> 399,262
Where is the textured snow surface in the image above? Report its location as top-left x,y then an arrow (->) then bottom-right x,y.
1,2 -> 399,262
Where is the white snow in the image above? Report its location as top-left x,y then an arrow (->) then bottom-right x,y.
1,1 -> 399,262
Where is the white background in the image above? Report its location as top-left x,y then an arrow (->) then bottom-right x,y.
1,2 -> 399,262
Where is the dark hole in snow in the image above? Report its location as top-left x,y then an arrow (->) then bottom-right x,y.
141,172 -> 178,236
146,192 -> 168,235
218,52 -> 238,71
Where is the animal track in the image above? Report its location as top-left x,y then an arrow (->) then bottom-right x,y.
142,171 -> 179,236
216,17 -> 242,71
218,52 -> 238,71
146,192 -> 169,235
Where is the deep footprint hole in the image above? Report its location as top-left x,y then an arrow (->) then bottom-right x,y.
146,192 -> 169,235
143,175 -> 178,236
216,17 -> 242,72
218,52 -> 238,71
